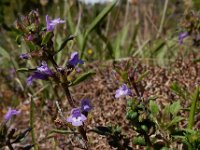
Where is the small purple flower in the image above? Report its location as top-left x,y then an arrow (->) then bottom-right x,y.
81,99 -> 92,112
178,32 -> 189,44
27,35 -> 34,41
27,75 -> 34,86
27,71 -> 49,86
20,53 -> 30,59
46,15 -> 65,31
67,108 -> 87,127
115,84 -> 132,98
4,108 -> 21,121
37,61 -> 53,76
68,52 -> 84,67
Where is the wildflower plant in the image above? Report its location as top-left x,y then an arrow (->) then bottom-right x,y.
15,10 -> 94,148
90,61 -> 200,149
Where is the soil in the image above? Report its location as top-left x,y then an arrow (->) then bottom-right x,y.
1,56 -> 200,150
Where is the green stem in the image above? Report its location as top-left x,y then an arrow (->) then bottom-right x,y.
187,86 -> 199,129
157,0 -> 169,38
30,97 -> 39,150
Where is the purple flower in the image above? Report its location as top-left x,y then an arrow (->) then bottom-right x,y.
115,84 -> 132,98
27,62 -> 53,86
20,53 -> 30,59
37,61 -> 53,76
178,32 -> 189,44
68,52 -> 84,67
27,76 -> 34,86
81,99 -> 92,112
27,35 -> 34,41
46,15 -> 65,31
4,108 -> 21,121
67,108 -> 87,127
27,72 -> 49,86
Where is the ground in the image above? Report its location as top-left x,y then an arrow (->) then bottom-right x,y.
1,55 -> 200,150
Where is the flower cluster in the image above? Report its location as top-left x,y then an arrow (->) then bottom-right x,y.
16,10 -> 90,144
67,99 -> 92,126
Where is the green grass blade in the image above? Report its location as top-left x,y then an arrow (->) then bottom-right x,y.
127,23 -> 140,55
187,86 -> 199,129
80,1 -> 117,58
30,97 -> 39,150
0,46 -> 10,59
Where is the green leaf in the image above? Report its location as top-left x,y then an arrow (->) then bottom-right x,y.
49,129 -> 73,135
26,41 -> 35,52
170,101 -> 181,116
137,70 -> 150,82
90,126 -> 112,136
17,68 -> 36,72
151,40 -> 165,57
16,35 -> 22,45
41,32 -> 53,45
163,104 -> 170,115
170,82 -> 188,100
187,86 -> 199,129
54,35 -> 75,55
149,100 -> 159,115
132,136 -> 146,145
69,71 -> 95,86
0,46 -> 10,59
167,116 -> 183,128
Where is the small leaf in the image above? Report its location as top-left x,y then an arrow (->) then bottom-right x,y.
0,46 -> 10,59
137,70 -> 150,82
49,129 -> 73,135
132,136 -> 146,146
26,24 -> 37,31
41,32 -> 53,45
17,68 -> 36,73
170,82 -> 188,100
54,35 -> 75,55
149,100 -> 159,115
16,35 -> 22,45
26,41 -> 35,52
11,127 -> 32,144
121,71 -> 128,81
187,86 -> 199,129
167,116 -> 183,128
69,71 -> 95,86
170,101 -> 181,115
90,126 -> 112,136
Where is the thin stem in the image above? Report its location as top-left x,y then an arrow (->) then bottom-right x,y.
30,97 -> 39,150
6,140 -> 14,150
157,0 -> 169,38
61,83 -> 76,108
45,51 -> 76,108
